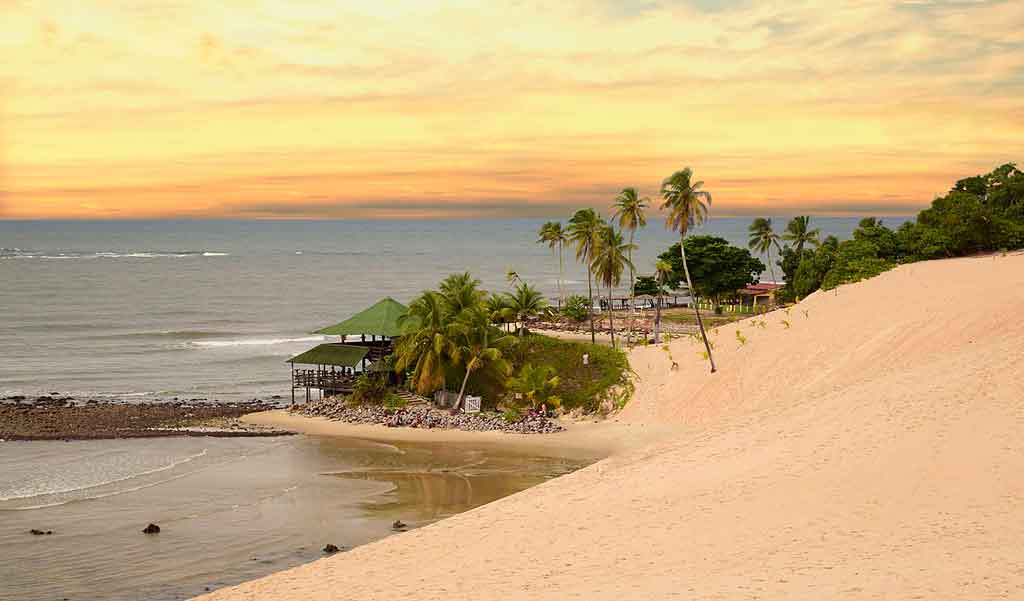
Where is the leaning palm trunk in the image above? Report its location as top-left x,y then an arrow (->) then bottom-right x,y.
681,238 -> 716,373
607,284 -> 616,348
586,269 -> 596,344
454,359 -> 477,412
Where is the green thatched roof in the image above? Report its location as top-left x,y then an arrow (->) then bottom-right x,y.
287,343 -> 369,367
314,297 -> 409,337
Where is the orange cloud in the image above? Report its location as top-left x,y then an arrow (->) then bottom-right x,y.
1,0 -> 1022,219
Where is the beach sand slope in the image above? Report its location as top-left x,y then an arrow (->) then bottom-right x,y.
199,253 -> 1024,600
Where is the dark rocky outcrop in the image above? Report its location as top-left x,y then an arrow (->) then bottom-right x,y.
142,523 -> 161,534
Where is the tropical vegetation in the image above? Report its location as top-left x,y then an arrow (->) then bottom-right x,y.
768,163 -> 1024,300
657,236 -> 764,313
660,167 -> 717,372
567,208 -> 606,343
391,272 -> 630,414
590,225 -> 635,348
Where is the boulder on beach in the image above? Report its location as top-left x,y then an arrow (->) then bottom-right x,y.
392,520 -> 407,530
322,544 -> 341,554
142,523 -> 161,534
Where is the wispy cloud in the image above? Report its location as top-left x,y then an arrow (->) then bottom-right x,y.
1,0 -> 1021,218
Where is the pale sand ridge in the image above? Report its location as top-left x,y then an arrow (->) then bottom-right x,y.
200,253 -> 1024,600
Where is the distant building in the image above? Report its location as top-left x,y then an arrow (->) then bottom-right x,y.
738,282 -> 783,308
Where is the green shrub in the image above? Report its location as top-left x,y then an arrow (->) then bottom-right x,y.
383,392 -> 407,410
508,363 -> 562,410
502,406 -> 523,423
561,294 -> 590,322
350,373 -> 390,405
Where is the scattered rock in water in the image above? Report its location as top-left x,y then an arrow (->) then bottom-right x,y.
322,544 -> 341,554
29,529 -> 52,536
142,523 -> 161,534
392,520 -> 407,530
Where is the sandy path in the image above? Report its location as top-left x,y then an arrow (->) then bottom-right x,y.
200,253 -> 1024,600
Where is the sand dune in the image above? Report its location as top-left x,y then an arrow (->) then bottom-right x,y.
200,253 -> 1024,600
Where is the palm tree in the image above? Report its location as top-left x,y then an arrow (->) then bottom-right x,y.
782,216 -> 821,256
590,225 -> 634,348
613,188 -> 649,343
394,291 -> 453,395
502,282 -> 549,337
449,307 -> 512,412
508,363 -> 561,414
536,221 -> 567,308
484,292 -> 513,332
439,271 -> 484,315
660,167 -> 716,373
653,259 -> 672,343
747,217 -> 782,284
567,208 -> 605,344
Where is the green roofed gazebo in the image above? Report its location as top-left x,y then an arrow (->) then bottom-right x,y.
287,343 -> 369,367
314,297 -> 409,337
287,343 -> 369,403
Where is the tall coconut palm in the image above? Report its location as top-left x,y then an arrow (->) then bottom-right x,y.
536,221 -> 567,308
653,259 -> 672,344
590,225 -> 635,349
394,291 -> 453,395
502,282 -> 549,338
660,167 -> 716,373
567,208 -> 605,344
613,188 -> 649,343
782,216 -> 821,256
747,217 -> 782,284
449,306 -> 512,412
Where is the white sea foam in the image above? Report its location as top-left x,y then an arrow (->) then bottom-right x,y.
0,449 -> 208,503
190,336 -> 325,348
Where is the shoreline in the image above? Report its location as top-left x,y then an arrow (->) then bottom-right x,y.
242,410 -> 673,461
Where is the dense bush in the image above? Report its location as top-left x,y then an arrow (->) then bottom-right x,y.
561,294 -> 590,322
780,163 -> 1023,297
350,373 -> 390,405
658,236 -> 764,308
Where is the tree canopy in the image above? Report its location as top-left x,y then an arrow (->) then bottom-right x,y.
773,163 -> 1024,299
657,236 -> 765,303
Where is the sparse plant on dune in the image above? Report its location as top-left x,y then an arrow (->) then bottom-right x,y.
735,330 -> 747,347
781,319 -> 791,329
802,309 -> 809,319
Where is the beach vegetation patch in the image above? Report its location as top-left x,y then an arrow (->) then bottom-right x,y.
770,163 -> 1024,299
509,334 -> 631,413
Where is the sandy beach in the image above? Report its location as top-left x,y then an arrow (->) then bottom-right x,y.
197,252 -> 1024,600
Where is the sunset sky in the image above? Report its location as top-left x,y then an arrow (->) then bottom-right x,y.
2,0 -> 1022,219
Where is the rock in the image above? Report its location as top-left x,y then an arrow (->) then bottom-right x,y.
392,520 -> 407,530
142,523 -> 161,534
29,529 -> 45,535
322,544 -> 341,554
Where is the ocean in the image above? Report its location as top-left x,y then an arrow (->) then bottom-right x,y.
0,217 -> 908,403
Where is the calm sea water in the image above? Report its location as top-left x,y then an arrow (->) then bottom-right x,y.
0,433 -> 584,601
0,218 -> 909,402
